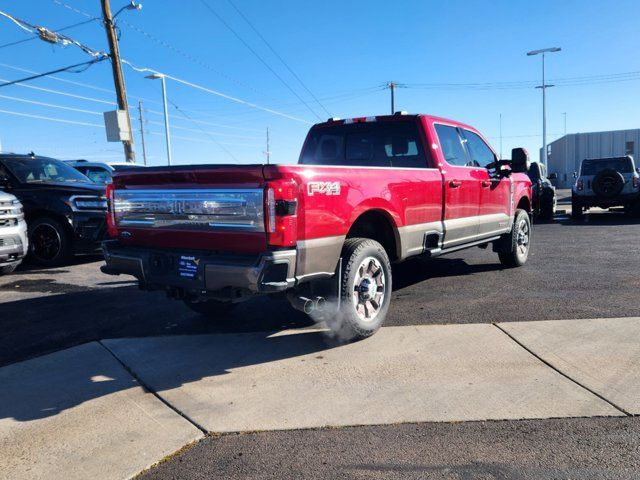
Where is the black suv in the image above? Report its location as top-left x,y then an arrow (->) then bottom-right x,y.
0,154 -> 108,266
527,161 -> 557,220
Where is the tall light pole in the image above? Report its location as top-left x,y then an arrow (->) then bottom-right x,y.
145,73 -> 172,166
527,47 -> 561,166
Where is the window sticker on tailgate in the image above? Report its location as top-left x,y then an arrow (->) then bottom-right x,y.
178,255 -> 199,279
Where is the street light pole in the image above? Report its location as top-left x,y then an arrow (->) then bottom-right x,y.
146,73 -> 172,166
527,47 -> 561,166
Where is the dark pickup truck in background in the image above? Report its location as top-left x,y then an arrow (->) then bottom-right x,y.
102,113 -> 533,340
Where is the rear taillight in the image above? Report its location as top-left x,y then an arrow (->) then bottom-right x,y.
634,176 -> 639,188
106,183 -> 118,238
265,179 -> 298,247
577,179 -> 584,191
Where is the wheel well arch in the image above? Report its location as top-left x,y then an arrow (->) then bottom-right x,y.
26,209 -> 73,233
516,196 -> 531,213
346,209 -> 399,261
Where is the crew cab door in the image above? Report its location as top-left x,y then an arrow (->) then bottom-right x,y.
433,124 -> 482,248
460,128 -> 512,238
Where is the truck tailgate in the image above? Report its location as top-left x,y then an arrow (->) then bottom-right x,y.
109,165 -> 268,254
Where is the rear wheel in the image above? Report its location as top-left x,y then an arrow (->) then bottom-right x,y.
571,196 -> 584,220
327,238 -> 391,341
28,217 -> 72,266
183,298 -> 236,317
497,209 -> 531,268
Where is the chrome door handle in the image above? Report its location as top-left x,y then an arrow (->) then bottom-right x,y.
481,180 -> 492,188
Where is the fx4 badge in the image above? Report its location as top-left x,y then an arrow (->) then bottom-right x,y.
307,181 -> 341,196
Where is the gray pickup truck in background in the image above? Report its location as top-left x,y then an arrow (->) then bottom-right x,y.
0,190 -> 28,274
572,155 -> 640,219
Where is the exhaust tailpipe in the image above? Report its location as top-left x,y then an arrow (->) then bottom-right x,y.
314,296 -> 326,312
287,294 -> 315,314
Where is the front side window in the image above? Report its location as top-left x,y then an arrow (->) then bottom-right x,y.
299,121 -> 429,168
462,129 -> 496,167
434,124 -> 469,167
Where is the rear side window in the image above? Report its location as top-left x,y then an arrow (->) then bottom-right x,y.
299,121 -> 430,168
434,124 -> 469,167
462,129 -> 496,167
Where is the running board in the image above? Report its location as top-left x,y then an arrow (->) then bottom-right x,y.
424,236 -> 501,258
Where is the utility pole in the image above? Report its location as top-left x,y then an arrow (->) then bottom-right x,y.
499,113 -> 503,159
389,81 -> 395,114
527,47 -> 561,166
264,127 -> 271,165
101,0 -> 135,163
138,100 -> 148,166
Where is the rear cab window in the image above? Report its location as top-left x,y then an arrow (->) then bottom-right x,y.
299,121 -> 431,168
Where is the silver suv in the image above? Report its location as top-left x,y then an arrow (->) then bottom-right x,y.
0,190 -> 28,274
571,155 -> 640,219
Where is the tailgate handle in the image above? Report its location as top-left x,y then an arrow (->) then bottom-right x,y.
449,180 -> 462,188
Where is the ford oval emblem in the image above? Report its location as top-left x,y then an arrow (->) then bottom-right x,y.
121,231 -> 132,239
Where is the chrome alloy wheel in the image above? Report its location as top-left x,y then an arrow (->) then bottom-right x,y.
516,218 -> 530,257
352,256 -> 386,322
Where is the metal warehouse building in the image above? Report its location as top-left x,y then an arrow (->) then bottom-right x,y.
544,128 -> 640,188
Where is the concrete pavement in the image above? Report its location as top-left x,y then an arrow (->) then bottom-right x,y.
1,317 -> 638,479
0,342 -> 203,480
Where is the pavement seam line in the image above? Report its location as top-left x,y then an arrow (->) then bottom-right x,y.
492,323 -> 632,417
96,340 -> 209,435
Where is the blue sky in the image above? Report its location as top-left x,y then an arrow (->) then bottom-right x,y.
0,0 -> 639,166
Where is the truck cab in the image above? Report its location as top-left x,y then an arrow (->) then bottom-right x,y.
102,114 -> 532,340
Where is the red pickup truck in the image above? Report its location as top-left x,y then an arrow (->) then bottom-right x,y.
102,113 -> 532,340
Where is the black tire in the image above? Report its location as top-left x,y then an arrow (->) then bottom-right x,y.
571,196 -> 584,220
327,238 -> 392,341
0,264 -> 18,275
592,169 -> 625,199
497,209 -> 531,268
539,198 -> 555,221
28,217 -> 72,266
183,298 -> 236,317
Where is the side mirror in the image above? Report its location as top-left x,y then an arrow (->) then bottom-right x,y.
548,173 -> 558,180
572,171 -> 578,179
511,147 -> 530,173
0,175 -> 11,189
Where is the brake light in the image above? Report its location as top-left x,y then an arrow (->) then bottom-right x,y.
106,182 -> 118,238
577,179 -> 584,191
265,179 -> 298,247
634,176 -> 639,188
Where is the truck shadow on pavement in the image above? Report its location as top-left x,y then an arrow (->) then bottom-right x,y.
0,329 -> 334,422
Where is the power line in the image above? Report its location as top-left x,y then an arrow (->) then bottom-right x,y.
0,17 -> 98,50
168,99 -> 239,162
0,58 -> 106,88
120,19 -> 276,100
0,77 -> 116,105
225,0 -> 331,117
0,108 -> 104,127
121,59 -> 313,124
0,93 -> 103,115
198,0 -> 323,121
0,9 -> 107,58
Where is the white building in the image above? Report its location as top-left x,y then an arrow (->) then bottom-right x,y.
544,129 -> 639,188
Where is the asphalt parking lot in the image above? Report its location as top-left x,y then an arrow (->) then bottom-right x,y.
2,206 -> 640,479
2,208 -> 640,367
